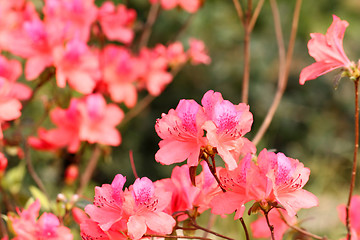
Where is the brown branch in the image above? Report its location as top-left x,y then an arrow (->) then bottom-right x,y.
252,0 -> 302,145
76,144 -> 102,196
202,213 -> 217,238
129,150 -> 139,179
249,0 -> 265,32
138,2 -> 160,49
145,234 -> 212,240
239,217 -> 250,240
24,143 -> 49,199
278,209 -> 327,240
232,0 -> 245,24
264,209 -> 275,240
190,218 -> 235,240
241,0 -> 252,104
346,78 -> 360,240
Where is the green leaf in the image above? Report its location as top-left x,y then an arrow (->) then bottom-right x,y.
29,186 -> 50,211
1,163 -> 25,194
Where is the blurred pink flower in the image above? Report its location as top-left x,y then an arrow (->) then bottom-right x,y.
9,200 -> 73,240
188,38 -> 211,65
43,0 -> 98,41
155,99 -> 207,166
155,42 -> 188,68
29,94 -> 123,153
53,38 -> 100,94
150,0 -> 201,13
338,195 -> 360,240
251,209 -> 296,240
0,152 -> 7,176
137,47 -> 173,96
300,15 -> 352,85
100,45 -> 139,108
98,2 -> 136,44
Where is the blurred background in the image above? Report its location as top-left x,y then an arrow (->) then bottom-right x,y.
8,0 -> 360,239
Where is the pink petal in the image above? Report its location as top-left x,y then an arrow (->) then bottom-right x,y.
127,215 -> 147,240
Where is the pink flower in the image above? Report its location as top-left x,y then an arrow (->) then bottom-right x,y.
156,162 -> 220,220
100,45 -> 139,108
251,209 -> 296,240
188,38 -> 211,65
98,2 -> 136,44
9,200 -> 73,240
83,175 -> 176,240
0,152 -> 7,176
252,149 -> 319,217
150,0 -> 201,13
201,90 -> 255,170
155,99 -> 207,166
43,0 -> 98,42
210,154 -> 253,219
155,90 -> 255,170
53,38 -> 100,94
338,195 -> 360,239
29,94 -> 123,153
299,15 -> 353,85
154,42 -> 188,68
137,47 -> 173,96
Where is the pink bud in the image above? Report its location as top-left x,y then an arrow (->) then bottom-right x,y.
65,164 -> 78,185
0,152 -> 8,175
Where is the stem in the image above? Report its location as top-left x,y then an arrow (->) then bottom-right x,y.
346,79 -> 359,240
145,234 -> 212,240
278,209 -> 327,240
232,0 -> 245,24
252,0 -> 302,145
169,14 -> 196,43
129,150 -> 139,179
76,144 -> 102,196
248,0 -> 265,32
239,217 -> 250,240
24,143 -> 49,199
202,213 -> 217,238
190,219 -> 235,240
264,210 -> 275,240
241,0 -> 252,104
204,157 -> 225,192
138,2 -> 160,49
120,95 -> 155,127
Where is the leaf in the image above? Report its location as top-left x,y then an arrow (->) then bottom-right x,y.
30,185 -> 50,211
1,163 -> 25,194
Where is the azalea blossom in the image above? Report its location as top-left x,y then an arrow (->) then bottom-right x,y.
299,15 -> 353,85
188,38 -> 211,65
155,90 -> 255,170
0,152 -> 7,176
28,94 -> 123,153
9,200 -> 73,240
156,162 -> 221,220
98,1 -> 136,44
83,175 -> 176,240
149,0 -> 202,13
53,38 -> 100,94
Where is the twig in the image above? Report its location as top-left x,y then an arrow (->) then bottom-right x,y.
252,0 -> 302,145
190,218 -> 235,240
241,0 -> 252,104
169,14 -> 196,43
129,150 -> 139,179
346,78 -> 360,240
76,144 -> 102,196
264,210 -> 275,240
278,209 -> 327,240
248,0 -> 265,32
139,2 -> 160,49
202,213 -> 217,238
24,143 -> 49,199
239,217 -> 250,240
120,94 -> 155,127
145,234 -> 212,240
232,0 -> 245,24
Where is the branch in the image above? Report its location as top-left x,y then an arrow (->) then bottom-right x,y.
346,78 -> 360,240
76,144 -> 102,196
139,2 -> 160,49
232,0 -> 245,24
252,0 -> 302,145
